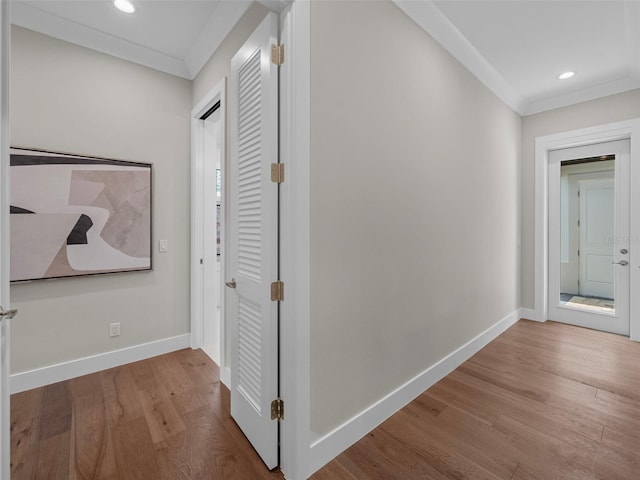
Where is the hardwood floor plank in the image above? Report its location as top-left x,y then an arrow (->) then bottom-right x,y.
10,388 -> 43,478
468,345 -> 598,401
308,459 -> 360,480
68,384 -> 115,480
38,382 -> 72,440
174,347 -> 220,386
492,414 -> 600,480
601,426 -> 640,457
35,431 -> 71,480
457,361 -> 551,403
101,365 -> 144,428
381,410 -> 505,480
112,417 -> 162,480
417,405 -> 521,477
154,406 -> 220,480
148,353 -> 193,397
401,404 -> 518,479
136,383 -> 187,444
545,393 -> 640,442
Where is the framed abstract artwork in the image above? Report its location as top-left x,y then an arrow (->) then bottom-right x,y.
10,147 -> 152,282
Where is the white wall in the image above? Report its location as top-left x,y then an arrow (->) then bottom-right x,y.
10,26 -> 192,373
310,0 -> 522,436
521,89 -> 640,309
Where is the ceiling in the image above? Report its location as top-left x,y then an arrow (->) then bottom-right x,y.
11,0 -> 640,115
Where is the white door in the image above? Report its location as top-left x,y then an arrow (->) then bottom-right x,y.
548,140 -> 630,335
1,2 -> 12,478
228,12 -> 280,469
578,178 -> 615,298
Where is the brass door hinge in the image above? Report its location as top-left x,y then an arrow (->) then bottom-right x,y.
271,281 -> 284,301
271,399 -> 284,420
271,163 -> 284,183
271,44 -> 284,65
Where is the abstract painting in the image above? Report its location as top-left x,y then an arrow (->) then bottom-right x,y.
10,148 -> 152,282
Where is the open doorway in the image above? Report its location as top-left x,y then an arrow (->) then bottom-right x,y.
191,79 -> 228,385
200,104 -> 223,365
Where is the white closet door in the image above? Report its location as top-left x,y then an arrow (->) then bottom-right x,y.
228,12 -> 279,469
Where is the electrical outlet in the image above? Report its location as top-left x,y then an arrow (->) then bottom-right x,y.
109,322 -> 120,337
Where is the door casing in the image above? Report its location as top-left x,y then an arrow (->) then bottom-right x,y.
0,2 -> 11,478
534,118 -> 640,341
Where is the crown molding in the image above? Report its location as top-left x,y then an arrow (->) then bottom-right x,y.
394,0 -> 640,117
11,1 -> 255,81
523,77 -> 640,116
184,0 -> 252,79
393,0 -> 526,115
11,1 -> 191,79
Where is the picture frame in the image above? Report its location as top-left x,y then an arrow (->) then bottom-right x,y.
10,147 -> 153,282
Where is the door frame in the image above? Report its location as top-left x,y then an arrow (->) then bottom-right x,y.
534,118 -> 640,341
1,1 -> 10,477
190,78 -> 229,385
279,1 -> 310,478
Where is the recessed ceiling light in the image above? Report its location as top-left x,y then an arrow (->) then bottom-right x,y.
114,0 -> 135,13
557,71 -> 575,80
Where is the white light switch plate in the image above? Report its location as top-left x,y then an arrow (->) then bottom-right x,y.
159,240 -> 169,252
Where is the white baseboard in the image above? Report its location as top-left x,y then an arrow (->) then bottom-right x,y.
221,366 -> 231,388
10,334 -> 191,394
308,310 -> 521,476
519,307 -> 543,322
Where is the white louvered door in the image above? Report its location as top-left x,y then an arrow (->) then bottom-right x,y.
228,12 -> 279,469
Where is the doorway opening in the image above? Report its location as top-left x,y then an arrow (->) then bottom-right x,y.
191,79 -> 228,385
200,103 -> 223,365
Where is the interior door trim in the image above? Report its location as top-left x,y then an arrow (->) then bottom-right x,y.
533,118 -> 640,341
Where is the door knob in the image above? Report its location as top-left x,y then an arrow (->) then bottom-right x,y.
226,278 -> 237,288
612,260 -> 629,266
0,306 -> 17,320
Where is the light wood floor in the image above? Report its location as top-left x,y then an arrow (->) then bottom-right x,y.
12,320 -> 640,479
10,348 -> 284,480
311,320 -> 640,480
